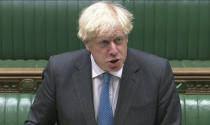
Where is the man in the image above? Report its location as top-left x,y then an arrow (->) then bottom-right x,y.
25,1 -> 181,125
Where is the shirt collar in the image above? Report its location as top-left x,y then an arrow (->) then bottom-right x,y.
91,54 -> 123,78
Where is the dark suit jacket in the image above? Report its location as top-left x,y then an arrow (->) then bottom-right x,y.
25,48 -> 181,125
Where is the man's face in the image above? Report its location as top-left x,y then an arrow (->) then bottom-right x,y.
85,25 -> 128,72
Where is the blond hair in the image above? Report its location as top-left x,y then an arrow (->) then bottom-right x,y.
77,1 -> 133,42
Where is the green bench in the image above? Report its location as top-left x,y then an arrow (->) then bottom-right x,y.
0,0 -> 210,125
0,94 -> 210,125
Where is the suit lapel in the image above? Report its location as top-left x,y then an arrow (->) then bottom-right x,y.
71,51 -> 97,125
113,49 -> 142,125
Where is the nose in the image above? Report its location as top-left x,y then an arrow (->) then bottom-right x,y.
109,42 -> 118,56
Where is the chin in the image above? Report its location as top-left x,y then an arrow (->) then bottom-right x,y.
109,67 -> 122,72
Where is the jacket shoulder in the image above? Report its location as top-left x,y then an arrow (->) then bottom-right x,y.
127,48 -> 172,79
128,48 -> 168,66
46,49 -> 90,71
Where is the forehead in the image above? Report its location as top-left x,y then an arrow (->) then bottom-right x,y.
96,25 -> 125,39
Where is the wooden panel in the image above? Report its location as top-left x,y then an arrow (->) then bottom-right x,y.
0,68 -> 210,93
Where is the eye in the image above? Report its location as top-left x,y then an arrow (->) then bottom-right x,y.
98,40 -> 109,48
114,37 -> 123,44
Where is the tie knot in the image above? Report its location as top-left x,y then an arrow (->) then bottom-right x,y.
103,72 -> 111,84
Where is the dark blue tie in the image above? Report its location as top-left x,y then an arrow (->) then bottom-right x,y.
97,72 -> 113,125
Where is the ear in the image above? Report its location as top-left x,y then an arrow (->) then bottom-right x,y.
84,41 -> 90,51
125,35 -> 128,43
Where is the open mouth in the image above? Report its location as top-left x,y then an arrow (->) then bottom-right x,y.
110,59 -> 119,63
107,59 -> 121,70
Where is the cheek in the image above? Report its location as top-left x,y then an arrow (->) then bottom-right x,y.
93,49 -> 107,61
119,45 -> 127,55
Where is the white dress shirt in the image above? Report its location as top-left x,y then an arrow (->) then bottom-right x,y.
90,55 -> 123,120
